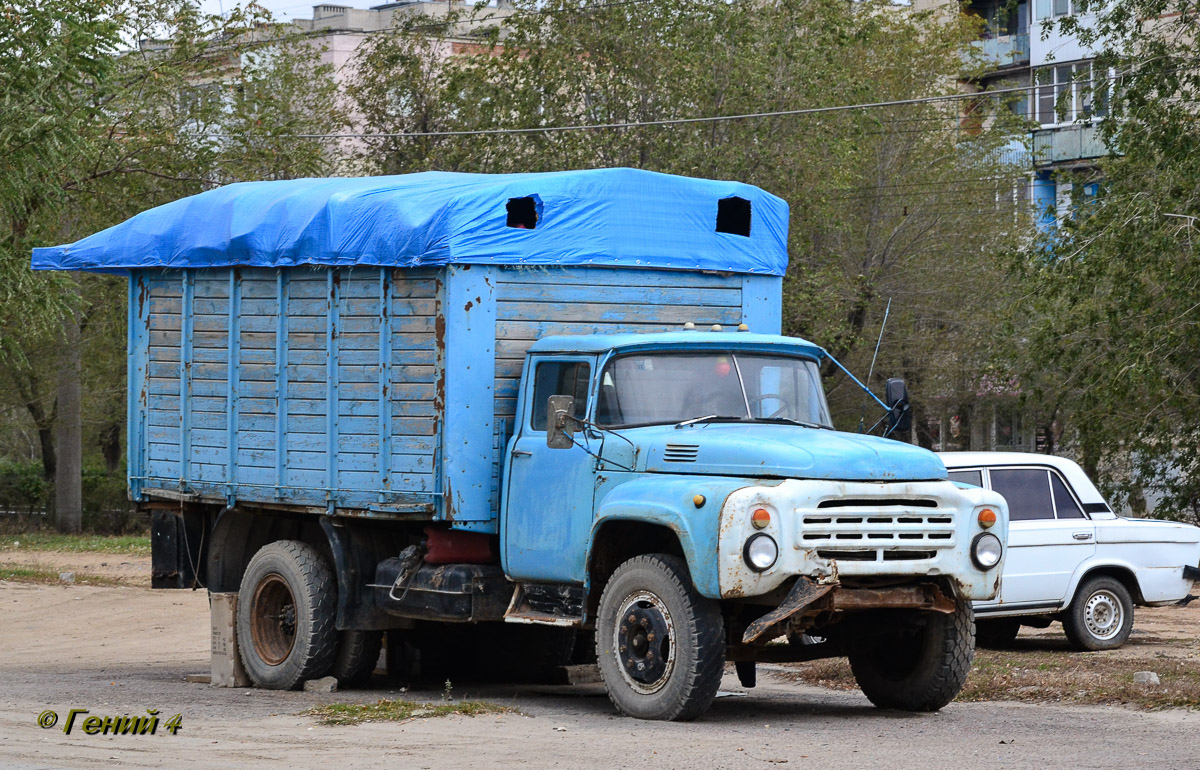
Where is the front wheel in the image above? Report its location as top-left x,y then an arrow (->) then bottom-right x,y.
595,554 -> 724,721
1062,576 -> 1134,651
848,600 -> 975,712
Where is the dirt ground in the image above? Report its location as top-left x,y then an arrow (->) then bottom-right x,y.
3,554 -> 1200,769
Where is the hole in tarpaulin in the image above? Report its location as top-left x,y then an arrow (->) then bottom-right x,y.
716,196 -> 751,237
506,195 -> 542,229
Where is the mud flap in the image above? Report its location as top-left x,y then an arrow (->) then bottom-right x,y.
742,577 -> 834,644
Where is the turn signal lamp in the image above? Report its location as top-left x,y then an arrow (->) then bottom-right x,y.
751,507 -> 771,529
977,508 -> 997,529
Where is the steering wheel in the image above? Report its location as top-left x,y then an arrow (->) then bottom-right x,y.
748,393 -> 789,419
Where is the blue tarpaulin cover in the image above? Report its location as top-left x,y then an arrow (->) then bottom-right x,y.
32,168 -> 789,275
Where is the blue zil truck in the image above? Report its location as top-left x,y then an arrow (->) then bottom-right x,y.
35,169 -> 1007,721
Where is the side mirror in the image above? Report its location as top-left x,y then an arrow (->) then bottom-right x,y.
885,378 -> 912,435
546,395 -> 577,449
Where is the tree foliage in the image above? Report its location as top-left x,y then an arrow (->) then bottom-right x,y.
349,0 -> 1030,439
0,1 -> 347,495
1016,0 -> 1200,516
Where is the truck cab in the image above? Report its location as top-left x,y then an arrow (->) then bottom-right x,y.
498,331 -> 1007,718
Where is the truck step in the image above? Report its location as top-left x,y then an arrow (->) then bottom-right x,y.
504,583 -> 585,627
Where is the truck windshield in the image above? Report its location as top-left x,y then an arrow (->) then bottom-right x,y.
595,352 -> 833,428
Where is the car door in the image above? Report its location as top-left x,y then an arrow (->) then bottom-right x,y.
985,466 -> 1096,610
501,356 -> 597,584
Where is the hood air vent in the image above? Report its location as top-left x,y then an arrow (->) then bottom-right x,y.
663,444 -> 700,463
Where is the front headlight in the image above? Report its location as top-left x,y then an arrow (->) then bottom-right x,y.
971,532 -> 1003,570
743,533 -> 779,572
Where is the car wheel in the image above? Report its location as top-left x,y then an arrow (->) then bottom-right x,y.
595,554 -> 724,721
1062,576 -> 1134,651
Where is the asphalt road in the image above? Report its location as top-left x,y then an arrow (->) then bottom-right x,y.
2,581 -> 1198,769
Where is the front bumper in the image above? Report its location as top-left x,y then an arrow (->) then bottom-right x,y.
716,479 -> 1008,601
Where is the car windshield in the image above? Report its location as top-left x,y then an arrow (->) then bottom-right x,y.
595,351 -> 833,428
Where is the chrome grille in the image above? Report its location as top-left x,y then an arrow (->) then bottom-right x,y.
799,500 -> 954,561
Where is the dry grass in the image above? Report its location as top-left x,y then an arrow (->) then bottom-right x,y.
0,564 -> 126,587
774,618 -> 1200,710
0,533 -> 151,556
305,699 -> 516,726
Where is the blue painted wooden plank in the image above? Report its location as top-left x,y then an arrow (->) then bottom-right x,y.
127,273 -> 147,501
325,270 -> 339,511
498,282 -> 741,306
378,268 -> 393,501
494,265 -> 742,289
496,300 -> 738,324
274,270 -> 288,496
390,366 -> 437,384
179,270 -> 194,489
148,345 -> 180,363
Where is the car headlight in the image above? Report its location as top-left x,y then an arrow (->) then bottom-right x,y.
743,533 -> 779,572
971,532 -> 1003,570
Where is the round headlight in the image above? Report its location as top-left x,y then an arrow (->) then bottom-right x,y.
743,533 -> 779,572
972,532 -> 1003,570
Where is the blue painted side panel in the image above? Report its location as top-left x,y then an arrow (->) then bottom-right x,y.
740,275 -> 782,334
441,265 -> 497,525
129,263 -> 757,534
132,266 -> 444,514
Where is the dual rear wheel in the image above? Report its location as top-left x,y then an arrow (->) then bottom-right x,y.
236,540 -> 380,690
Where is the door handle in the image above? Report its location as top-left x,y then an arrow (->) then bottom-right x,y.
512,449 -> 532,458
1073,532 -> 1093,541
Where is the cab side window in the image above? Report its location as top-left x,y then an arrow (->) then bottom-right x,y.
530,361 -> 590,430
989,468 -> 1055,521
1050,473 -> 1085,518
948,470 -> 982,487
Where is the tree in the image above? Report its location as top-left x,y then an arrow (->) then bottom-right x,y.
348,0 -> 1030,438
1015,0 -> 1200,517
0,1 -> 348,529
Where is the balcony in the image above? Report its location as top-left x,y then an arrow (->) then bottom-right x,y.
967,33 -> 1030,69
1032,123 -> 1108,165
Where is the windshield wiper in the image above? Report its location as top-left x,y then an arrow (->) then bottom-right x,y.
675,414 -> 740,428
748,416 -> 834,430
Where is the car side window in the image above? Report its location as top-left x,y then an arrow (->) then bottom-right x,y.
1050,473 -> 1085,519
530,361 -> 590,431
948,470 -> 982,487
989,468 -> 1055,521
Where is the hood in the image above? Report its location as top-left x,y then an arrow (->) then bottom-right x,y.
638,423 -> 946,482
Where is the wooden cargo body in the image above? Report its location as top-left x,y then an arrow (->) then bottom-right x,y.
128,263 -> 782,533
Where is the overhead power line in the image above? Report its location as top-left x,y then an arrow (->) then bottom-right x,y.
243,82 -> 1048,141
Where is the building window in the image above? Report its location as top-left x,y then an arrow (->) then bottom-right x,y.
1035,0 -> 1075,18
1033,62 -> 1107,125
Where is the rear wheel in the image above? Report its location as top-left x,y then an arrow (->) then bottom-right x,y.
1062,576 -> 1134,651
236,540 -> 338,690
975,618 -> 1021,648
331,630 -> 383,687
849,601 -> 975,711
596,554 -> 724,721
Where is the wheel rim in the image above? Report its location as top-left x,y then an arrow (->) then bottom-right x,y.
250,573 -> 298,666
1083,589 -> 1124,641
613,590 -> 676,695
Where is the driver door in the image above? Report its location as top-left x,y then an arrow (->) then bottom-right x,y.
501,356 -> 597,583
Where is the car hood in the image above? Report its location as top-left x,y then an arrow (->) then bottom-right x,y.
638,423 -> 946,482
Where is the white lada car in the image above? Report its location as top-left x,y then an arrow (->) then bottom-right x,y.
939,452 -> 1200,650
